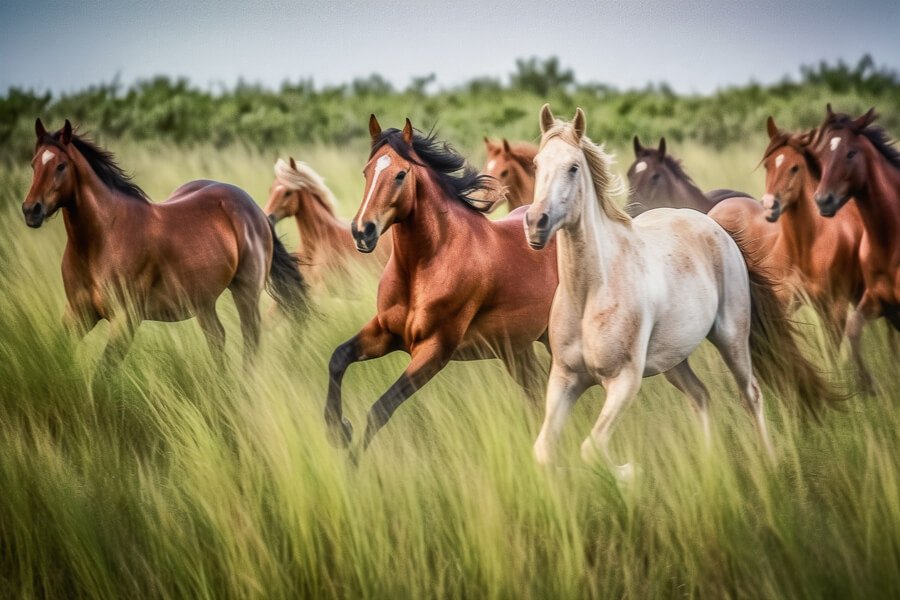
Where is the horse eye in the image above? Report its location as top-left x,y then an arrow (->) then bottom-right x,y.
569,164 -> 579,174
790,165 -> 799,174
283,190 -> 291,197
56,163 -> 66,173
500,169 -> 509,178
651,172 -> 661,181
395,171 -> 407,181
847,150 -> 857,159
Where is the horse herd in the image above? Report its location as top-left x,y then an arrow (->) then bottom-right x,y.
21,103 -> 899,476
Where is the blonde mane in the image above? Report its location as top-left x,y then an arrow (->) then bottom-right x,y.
274,158 -> 338,214
539,122 -> 630,224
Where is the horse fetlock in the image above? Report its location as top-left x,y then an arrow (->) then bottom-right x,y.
325,415 -> 353,448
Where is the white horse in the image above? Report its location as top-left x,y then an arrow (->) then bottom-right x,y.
524,105 -> 836,478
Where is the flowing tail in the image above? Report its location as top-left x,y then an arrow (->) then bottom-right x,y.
733,235 -> 843,418
266,225 -> 310,322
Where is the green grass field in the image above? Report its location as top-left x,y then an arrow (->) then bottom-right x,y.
0,139 -> 898,599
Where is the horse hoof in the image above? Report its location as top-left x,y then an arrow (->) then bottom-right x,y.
326,417 -> 354,448
615,463 -> 636,483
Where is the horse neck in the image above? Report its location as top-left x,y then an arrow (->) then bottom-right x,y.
669,174 -> 710,210
854,145 -> 900,252
557,178 -> 631,303
293,191 -> 347,258
777,168 -> 820,269
63,150 -> 142,254
391,171 -> 474,266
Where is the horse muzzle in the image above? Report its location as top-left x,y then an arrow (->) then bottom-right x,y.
761,194 -> 782,223
22,201 -> 45,228
351,221 -> 379,254
524,211 -> 552,250
814,193 -> 845,218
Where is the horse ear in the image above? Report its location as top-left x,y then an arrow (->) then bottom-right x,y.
483,136 -> 491,147
502,138 -> 511,154
289,156 -> 297,170
61,119 -> 73,145
35,118 -> 47,140
633,135 -> 644,156
658,137 -> 666,158
573,107 -> 586,140
369,114 -> 382,141
766,116 -> 779,139
826,103 -> 834,119
855,107 -> 877,130
402,118 -> 414,145
539,103 -> 555,134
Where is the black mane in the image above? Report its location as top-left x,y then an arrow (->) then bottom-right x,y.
824,112 -> 900,170
42,128 -> 149,202
370,127 -> 492,211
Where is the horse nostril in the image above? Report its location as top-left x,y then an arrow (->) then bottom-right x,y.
537,213 -> 550,229
363,222 -> 376,237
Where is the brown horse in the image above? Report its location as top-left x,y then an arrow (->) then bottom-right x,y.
481,138 -> 538,210
627,136 -> 753,216
264,157 -> 391,287
325,116 -> 558,453
811,105 -> 900,330
759,116 -> 871,387
23,119 -> 308,370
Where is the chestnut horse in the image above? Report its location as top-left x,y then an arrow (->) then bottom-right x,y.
481,138 -> 538,210
626,136 -> 753,216
23,119 -> 308,370
811,105 -> 900,330
264,157 -> 391,287
525,105 -> 836,476
324,117 -> 558,453
759,117 -> 872,387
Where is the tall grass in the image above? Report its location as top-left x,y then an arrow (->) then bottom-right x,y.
0,142 -> 897,598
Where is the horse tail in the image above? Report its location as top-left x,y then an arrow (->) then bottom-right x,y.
728,233 -> 842,418
266,223 -> 310,322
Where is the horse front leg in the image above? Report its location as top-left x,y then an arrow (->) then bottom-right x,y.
325,317 -> 398,447
359,336 -> 456,453
533,363 -> 590,465
581,367 -> 643,481
98,313 -> 138,374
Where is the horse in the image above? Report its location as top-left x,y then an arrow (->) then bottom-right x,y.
22,119 -> 308,371
481,138 -> 538,210
759,116 -> 872,388
524,105 -> 837,477
811,104 -> 900,330
324,116 -> 558,454
264,157 -> 391,288
626,136 -> 753,216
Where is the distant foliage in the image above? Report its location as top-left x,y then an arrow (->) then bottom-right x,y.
1,55 -> 898,163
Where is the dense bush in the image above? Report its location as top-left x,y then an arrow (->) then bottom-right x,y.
1,55 -> 898,164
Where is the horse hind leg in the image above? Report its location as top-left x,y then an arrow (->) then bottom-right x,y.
581,368 -> 642,481
196,303 -> 227,368
230,283 -> 262,371
709,327 -> 775,461
844,307 -> 874,394
663,359 -> 712,450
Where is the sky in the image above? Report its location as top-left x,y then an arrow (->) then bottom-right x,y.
2,0 -> 898,95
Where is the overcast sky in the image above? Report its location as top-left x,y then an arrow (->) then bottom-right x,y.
2,0 -> 898,95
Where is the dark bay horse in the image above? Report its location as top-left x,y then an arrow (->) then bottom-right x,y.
265,157 -> 391,288
760,116 -> 871,387
23,119 -> 308,370
811,105 -> 900,330
481,138 -> 538,210
325,116 -> 558,452
627,136 -> 753,216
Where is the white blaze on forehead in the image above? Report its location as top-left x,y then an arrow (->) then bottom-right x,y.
357,153 -> 392,229
775,154 -> 785,169
41,150 -> 55,165
830,136 -> 842,151
486,159 -> 496,172
634,161 -> 647,174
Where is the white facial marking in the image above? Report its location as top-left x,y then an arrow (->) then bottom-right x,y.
357,154 -> 392,229
634,161 -> 647,174
486,159 -> 496,172
775,154 -> 784,169
830,136 -> 842,151
41,150 -> 55,165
